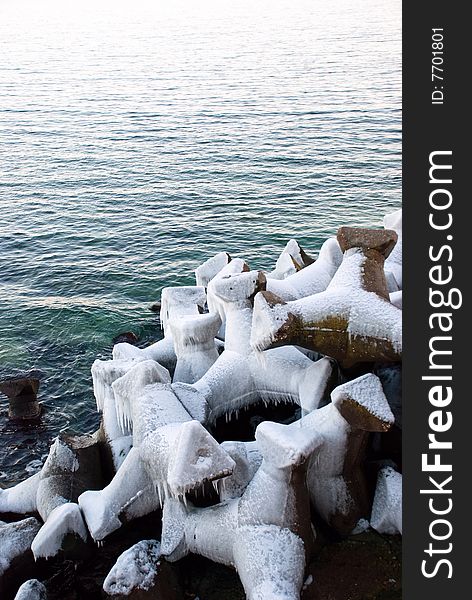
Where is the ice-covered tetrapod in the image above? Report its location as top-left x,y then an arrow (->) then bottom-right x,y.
384,209 -> 402,291
0,517 -> 41,577
161,420 -> 323,600
370,466 -> 402,535
266,239 -> 315,280
112,286 -> 207,372
265,237 -> 342,301
91,357 -> 164,470
0,435 -> 101,558
168,312 -> 221,383
251,227 -> 402,366
78,360 -> 235,541
216,374 -> 395,535
173,348 -> 333,423
195,251 -> 232,287
207,270 -> 266,355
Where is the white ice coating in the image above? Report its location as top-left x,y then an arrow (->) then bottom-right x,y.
169,312 -> 221,383
266,239 -> 307,280
92,357 -> 157,468
103,540 -> 161,596
219,441 -> 263,500
14,579 -> 47,600
0,471 -> 41,514
370,467 -> 402,535
331,373 -> 395,424
161,420 -> 322,600
195,252 -> 231,287
79,361 -> 235,540
112,336 -> 177,373
31,502 -> 88,559
79,446 -> 156,541
389,290 -> 402,309
159,286 -> 207,336
207,270 -> 264,355
173,348 -> 333,423
251,248 -> 402,358
384,209 -> 402,291
265,237 -> 343,301
205,258 -> 250,329
0,517 -> 41,576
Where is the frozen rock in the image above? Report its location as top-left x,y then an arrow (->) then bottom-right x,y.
218,441 -> 262,500
220,373 -> 395,536
92,358 -> 171,469
265,237 -> 342,301
113,286 -> 209,381
1,434 -> 102,559
370,467 -> 402,535
266,239 -> 314,280
195,252 -> 232,287
14,579 -> 47,600
169,312 -> 221,383
0,517 -> 41,576
161,420 -> 323,600
207,270 -> 266,355
103,540 -> 161,595
251,227 -> 402,366
79,361 -> 235,541
0,472 -> 41,515
113,336 -> 177,374
205,258 -> 251,338
31,502 -> 88,559
160,286 -> 207,337
384,209 -> 402,291
173,348 -> 333,423
0,371 -> 41,420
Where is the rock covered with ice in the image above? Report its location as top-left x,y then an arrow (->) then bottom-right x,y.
0,517 -> 41,576
103,540 -> 161,595
371,466 -> 402,535
161,420 -> 323,600
266,239 -> 314,280
2,211 -> 403,596
79,360 -> 235,541
251,227 -> 402,365
195,252 -> 232,287
173,348 -> 333,422
266,237 -> 343,301
207,269 -> 264,355
14,579 -> 47,600
169,312 -> 221,383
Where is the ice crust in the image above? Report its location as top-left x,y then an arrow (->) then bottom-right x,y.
0,517 -> 41,576
251,247 -> 402,359
266,237 -> 342,301
161,420 -> 321,599
370,467 -> 402,535
195,252 -> 231,287
31,502 -> 88,559
14,579 -> 47,600
103,540 -> 161,595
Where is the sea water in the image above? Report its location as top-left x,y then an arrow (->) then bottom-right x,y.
0,0 -> 401,484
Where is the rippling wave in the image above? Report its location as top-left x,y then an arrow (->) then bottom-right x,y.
0,0 -> 401,484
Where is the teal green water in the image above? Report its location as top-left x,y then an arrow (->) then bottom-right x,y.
0,0 -> 401,483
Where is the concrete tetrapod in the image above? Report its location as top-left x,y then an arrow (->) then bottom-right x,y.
161,420 -> 323,600
251,227 -> 402,366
